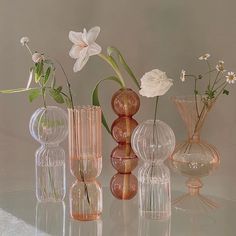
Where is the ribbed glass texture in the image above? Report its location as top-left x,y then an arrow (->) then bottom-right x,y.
35,145 -> 66,202
131,120 -> 175,162
70,180 -> 102,221
29,106 -> 68,145
138,164 -> 171,219
68,106 -> 102,181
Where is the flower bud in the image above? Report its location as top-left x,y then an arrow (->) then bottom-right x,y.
32,53 -> 44,63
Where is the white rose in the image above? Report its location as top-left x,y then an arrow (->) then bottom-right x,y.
32,53 -> 44,63
139,69 -> 173,97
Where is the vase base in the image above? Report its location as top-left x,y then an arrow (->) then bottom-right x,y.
71,213 -> 101,221
172,192 -> 219,213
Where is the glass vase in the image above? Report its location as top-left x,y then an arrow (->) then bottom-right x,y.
68,106 -> 102,220
70,180 -> 102,221
29,106 -> 68,202
110,173 -> 138,200
131,120 -> 175,220
169,96 -> 220,211
110,88 -> 140,174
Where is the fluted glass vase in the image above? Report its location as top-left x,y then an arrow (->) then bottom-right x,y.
132,120 -> 175,219
68,106 -> 102,221
29,106 -> 68,202
169,96 -> 220,211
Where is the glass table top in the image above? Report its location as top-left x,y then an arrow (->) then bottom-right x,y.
0,187 -> 235,236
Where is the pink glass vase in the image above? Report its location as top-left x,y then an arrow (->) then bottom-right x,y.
68,106 -> 102,221
169,96 -> 220,211
110,88 -> 140,174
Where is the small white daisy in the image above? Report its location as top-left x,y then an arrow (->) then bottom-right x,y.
20,36 -> 29,46
180,70 -> 186,82
216,60 -> 226,72
226,72 -> 236,84
198,53 -> 210,61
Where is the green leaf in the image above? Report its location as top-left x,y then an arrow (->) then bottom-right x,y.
35,61 -> 44,83
92,76 -> 122,134
28,88 -> 41,102
43,67 -> 51,85
194,89 -> 198,95
107,46 -> 140,89
223,89 -> 229,95
49,89 -> 64,104
56,86 -> 63,92
0,87 -> 38,94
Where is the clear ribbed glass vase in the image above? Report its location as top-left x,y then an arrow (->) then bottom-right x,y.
29,106 -> 68,202
131,120 -> 175,219
68,106 -> 102,221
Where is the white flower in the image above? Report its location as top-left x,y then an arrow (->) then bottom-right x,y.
139,69 -> 173,97
20,36 -> 29,46
216,60 -> 226,72
226,72 -> 236,84
198,53 -> 210,60
180,70 -> 186,82
32,53 -> 44,63
69,26 -> 102,72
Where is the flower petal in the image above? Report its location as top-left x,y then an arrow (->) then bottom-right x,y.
69,31 -> 83,45
88,42 -> 102,56
87,26 -> 100,44
73,48 -> 89,72
69,45 -> 83,59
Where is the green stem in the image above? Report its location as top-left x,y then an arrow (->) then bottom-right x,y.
54,59 -> 74,109
98,53 -> 126,88
194,78 -> 200,118
152,96 -> 159,160
206,60 -> 211,87
211,71 -> 220,90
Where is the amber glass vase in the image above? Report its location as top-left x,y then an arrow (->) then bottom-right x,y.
110,88 -> 140,174
169,96 -> 220,211
68,106 -> 102,220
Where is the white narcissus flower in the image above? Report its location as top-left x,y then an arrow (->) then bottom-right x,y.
216,60 -> 226,72
20,36 -> 29,46
139,69 -> 173,97
226,72 -> 236,84
69,26 -> 102,72
198,53 -> 210,61
32,53 -> 44,63
180,70 -> 186,82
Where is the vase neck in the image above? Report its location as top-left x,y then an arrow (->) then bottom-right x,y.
173,96 -> 213,142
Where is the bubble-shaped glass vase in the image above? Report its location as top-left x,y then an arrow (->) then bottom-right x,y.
131,120 -> 175,219
29,106 -> 68,145
29,106 -> 68,202
132,120 -> 175,163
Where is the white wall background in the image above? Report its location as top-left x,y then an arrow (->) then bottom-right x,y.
0,0 -> 235,200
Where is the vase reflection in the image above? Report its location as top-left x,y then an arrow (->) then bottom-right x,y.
69,219 -> 102,236
138,216 -> 171,236
109,196 -> 138,236
110,173 -> 138,200
35,201 -> 65,236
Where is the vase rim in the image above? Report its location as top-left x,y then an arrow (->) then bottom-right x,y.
68,105 -> 101,111
171,95 -> 207,102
